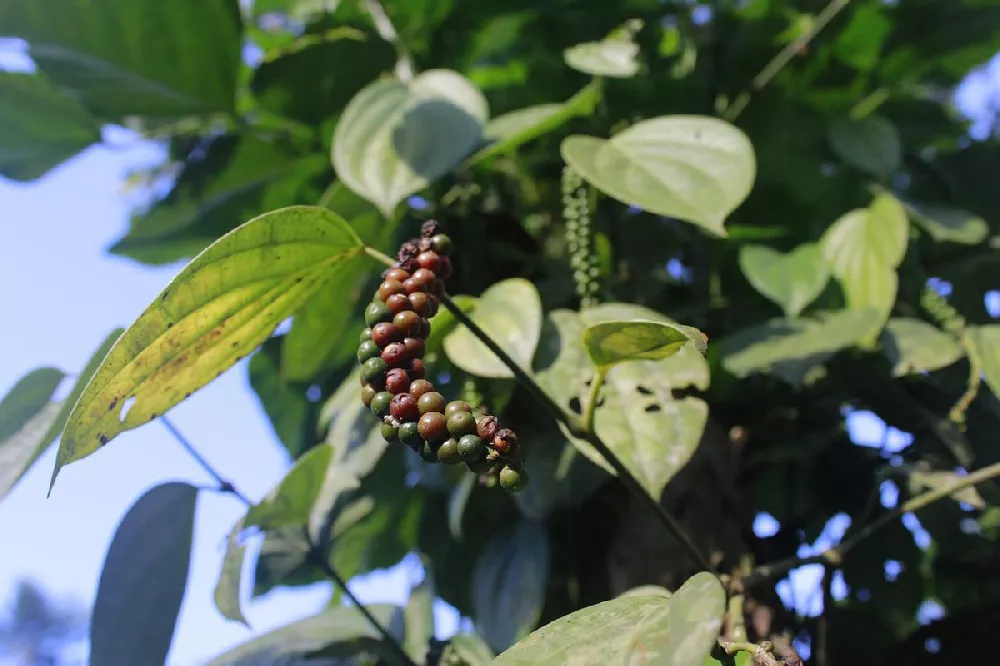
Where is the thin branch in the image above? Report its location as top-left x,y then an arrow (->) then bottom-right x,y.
362,0 -> 415,82
160,416 -> 415,665
745,460 -> 1000,587
723,0 -> 853,121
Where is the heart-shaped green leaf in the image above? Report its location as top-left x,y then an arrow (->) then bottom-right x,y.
564,39 -> 640,78
827,114 -> 901,178
333,69 -> 488,217
738,243 -> 830,317
90,482 -> 197,666
473,521 -> 550,652
52,206 -> 365,491
534,304 -> 709,500
583,320 -> 707,370
821,193 -> 909,327
562,116 -> 756,237
880,318 -> 963,377
903,199 -> 989,244
968,325 -> 1000,401
444,279 -> 542,378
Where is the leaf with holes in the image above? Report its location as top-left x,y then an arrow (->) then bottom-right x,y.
821,193 -> 909,327
880,318 -> 963,377
205,604 -> 404,665
562,116 -> 755,237
583,320 -> 706,370
827,114 -> 901,178
903,199 -> 989,245
626,572 -> 725,665
564,39 -> 640,78
90,482 -> 197,666
51,207 -> 365,490
473,521 -> 550,652
968,325 -> 1000,400
444,279 -> 542,378
213,517 -> 248,626
738,243 -> 830,317
534,304 -> 709,500
333,69 -> 488,217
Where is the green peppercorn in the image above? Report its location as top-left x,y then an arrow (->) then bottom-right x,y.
357,340 -> 380,363
458,434 -> 485,462
365,300 -> 393,326
418,391 -> 447,415
361,385 -> 377,408
420,440 -> 438,463
380,422 -> 399,444
437,438 -> 462,465
399,422 -> 423,450
370,392 -> 393,418
444,400 -> 471,417
446,411 -> 476,437
499,465 -> 528,492
418,412 -> 448,442
360,328 -> 373,342
362,357 -> 388,383
430,234 -> 453,256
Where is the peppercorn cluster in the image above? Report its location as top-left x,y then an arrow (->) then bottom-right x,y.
357,220 -> 528,492
562,164 -> 601,308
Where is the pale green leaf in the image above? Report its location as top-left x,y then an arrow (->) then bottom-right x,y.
450,634 -> 495,666
474,521 -> 550,653
968,325 -> 1000,401
583,320 -> 706,370
881,318 -> 963,377
0,71 -> 101,181
333,69 -> 488,217
205,604 -> 404,665
52,206 -> 364,490
827,114 -> 901,177
534,304 -> 709,500
627,572 -> 725,666
903,200 -> 989,245
90,482 -> 197,666
404,573 -> 435,661
821,194 -> 909,325
562,116 -> 756,236
564,40 -> 640,78
444,279 -> 542,378
213,518 -> 249,626
720,309 -> 883,387
738,243 -> 830,317
620,585 -> 672,599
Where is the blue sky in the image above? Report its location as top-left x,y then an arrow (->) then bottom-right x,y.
1,40 -> 998,666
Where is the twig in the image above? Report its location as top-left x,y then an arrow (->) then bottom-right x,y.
362,0 -> 415,82
582,369 -> 607,435
745,460 -> 1000,587
160,416 -> 415,665
723,0 -> 853,121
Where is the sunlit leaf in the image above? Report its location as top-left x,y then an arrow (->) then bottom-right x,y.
626,572 -> 725,665
738,243 -> 830,317
444,279 -> 542,378
333,69 -> 488,217
52,206 -> 365,490
90,482 -> 197,666
881,318 -> 963,376
449,633 -> 495,665
473,521 -> 550,652
968,325 -> 1000,400
565,39 -> 640,78
583,320 -> 706,370
562,116 -> 756,236
213,518 -> 249,626
827,114 -> 901,178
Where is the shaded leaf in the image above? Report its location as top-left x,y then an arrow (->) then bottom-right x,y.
425,294 -> 477,358
827,115 -> 901,178
562,116 -> 756,237
248,337 -> 314,459
583,320 -> 706,370
449,473 -> 476,540
738,243 -> 830,317
880,318 -> 963,377
213,518 -> 249,626
0,368 -> 65,446
821,193 -> 909,325
444,279 -> 542,378
904,200 -> 989,244
52,206 -> 365,489
968,325 -> 1000,400
89,482 -> 197,666
833,3 -> 893,71
535,304 -> 710,499
0,0 -> 243,119
720,309 -> 883,387
244,444 -> 339,532
473,521 -> 550,652
205,604 -> 403,665
333,69 -> 488,217
404,573 -> 435,662
0,71 -> 101,181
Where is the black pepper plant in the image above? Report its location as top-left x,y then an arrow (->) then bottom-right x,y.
2,0 -> 1000,665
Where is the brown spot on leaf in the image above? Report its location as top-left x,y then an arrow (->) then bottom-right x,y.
108,397 -> 118,412
98,434 -> 109,445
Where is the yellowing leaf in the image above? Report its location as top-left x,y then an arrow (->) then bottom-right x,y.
52,206 -> 365,490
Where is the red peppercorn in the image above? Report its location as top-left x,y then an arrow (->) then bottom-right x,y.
381,342 -> 408,367
385,368 -> 411,394
424,295 -> 440,318
417,251 -> 441,273
418,318 -> 432,339
402,278 -> 421,295
378,279 -> 405,302
390,393 -> 420,422
389,293 -> 414,314
371,322 -> 399,348
476,415 -> 499,442
409,292 -> 431,317
408,358 -> 426,380
393,310 -> 422,336
409,379 -> 434,398
384,267 -> 410,282
411,268 -> 436,288
418,412 -> 448,442
403,337 -> 425,359
429,278 -> 446,297
437,257 -> 453,280
493,428 -> 518,455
